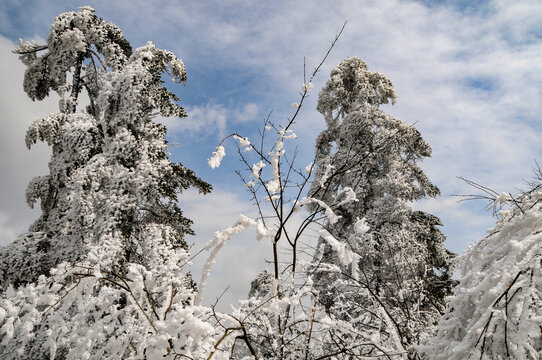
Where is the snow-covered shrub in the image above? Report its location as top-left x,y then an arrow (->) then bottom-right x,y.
423,184 -> 542,359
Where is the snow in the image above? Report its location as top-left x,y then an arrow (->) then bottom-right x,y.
2,7 -> 537,359
207,145 -> 226,169
302,82 -> 314,92
198,214 -> 273,305
251,160 -> 266,178
354,217 -> 370,234
304,162 -> 313,174
424,185 -> 542,359
266,179 -> 281,194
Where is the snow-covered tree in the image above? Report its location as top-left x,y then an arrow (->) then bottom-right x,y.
0,7 -> 217,359
203,119 -> 398,359
0,6 -> 209,290
199,33 -> 438,358
0,6 -> 131,290
309,57 -> 455,358
423,185 -> 542,359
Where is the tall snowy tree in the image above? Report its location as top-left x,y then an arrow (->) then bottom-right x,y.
309,57 -> 455,358
195,31 -> 421,357
423,185 -> 542,359
0,6 -> 209,290
0,7 -> 217,359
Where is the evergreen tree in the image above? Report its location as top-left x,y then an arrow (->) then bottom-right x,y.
0,8 -> 216,359
0,6 -> 209,290
310,57 -> 455,358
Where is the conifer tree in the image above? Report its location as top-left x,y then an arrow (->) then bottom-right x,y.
310,57 -> 455,358
0,6 -> 209,290
0,8 -> 216,359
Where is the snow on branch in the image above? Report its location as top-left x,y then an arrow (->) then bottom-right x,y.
197,215 -> 273,305
208,145 -> 226,169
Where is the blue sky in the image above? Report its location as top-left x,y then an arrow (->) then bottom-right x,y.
1,0 -> 542,307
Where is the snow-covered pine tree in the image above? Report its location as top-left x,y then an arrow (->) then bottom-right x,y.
0,6 -> 131,290
0,7 -> 217,359
0,6 -> 209,290
310,57 -> 455,358
423,185 -> 542,359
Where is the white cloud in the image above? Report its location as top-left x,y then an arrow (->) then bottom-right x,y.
235,103 -> 259,123
157,102 -> 259,139
158,103 -> 227,138
0,213 -> 20,246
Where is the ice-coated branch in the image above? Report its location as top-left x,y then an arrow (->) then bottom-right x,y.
197,215 -> 273,305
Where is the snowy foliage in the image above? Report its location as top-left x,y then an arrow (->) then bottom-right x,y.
309,57 -> 456,358
0,7 -> 215,359
423,184 -> 542,359
0,7 -> 209,291
0,230 -> 219,360
0,5 -> 136,289
204,119 -> 408,359
15,6 -> 131,110
2,8 -> 537,360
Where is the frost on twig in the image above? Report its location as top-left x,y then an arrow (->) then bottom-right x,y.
208,145 -> 226,169
197,215 -> 273,305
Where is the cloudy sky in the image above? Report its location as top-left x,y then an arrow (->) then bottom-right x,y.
1,0 -> 541,308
